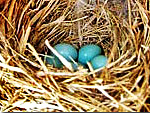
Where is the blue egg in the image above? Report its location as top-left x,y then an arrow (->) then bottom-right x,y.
91,55 -> 107,69
78,62 -> 87,68
46,56 -> 63,68
71,62 -> 78,71
78,44 -> 102,65
54,43 -> 77,61
71,62 -> 87,71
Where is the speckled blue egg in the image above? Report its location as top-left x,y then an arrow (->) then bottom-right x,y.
78,44 -> 102,65
46,56 -> 63,68
91,55 -> 107,70
54,43 -> 78,61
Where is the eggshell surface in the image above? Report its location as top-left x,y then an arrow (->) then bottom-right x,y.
71,62 -> 78,71
78,44 -> 102,64
54,43 -> 78,61
46,56 -> 63,68
91,55 -> 107,69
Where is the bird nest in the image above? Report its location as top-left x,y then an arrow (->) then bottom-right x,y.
0,0 -> 150,112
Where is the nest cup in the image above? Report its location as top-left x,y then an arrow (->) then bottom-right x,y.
42,2 -> 112,71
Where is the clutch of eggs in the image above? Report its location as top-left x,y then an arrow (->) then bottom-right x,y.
46,43 -> 107,70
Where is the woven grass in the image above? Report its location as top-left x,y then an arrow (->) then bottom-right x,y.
0,0 -> 150,112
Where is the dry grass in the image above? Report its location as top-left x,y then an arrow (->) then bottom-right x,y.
0,0 -> 150,112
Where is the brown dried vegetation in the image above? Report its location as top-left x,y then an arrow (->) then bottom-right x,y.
0,0 -> 150,112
